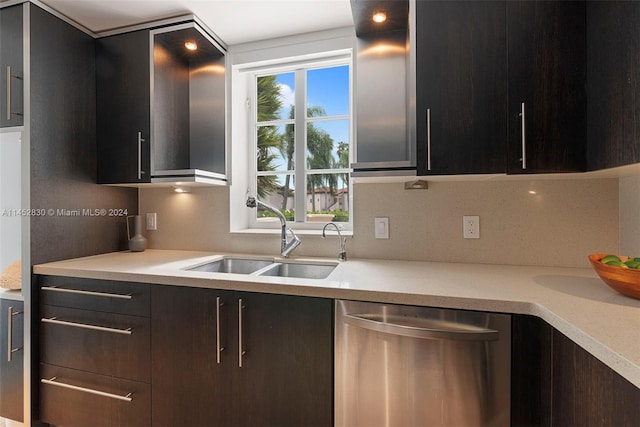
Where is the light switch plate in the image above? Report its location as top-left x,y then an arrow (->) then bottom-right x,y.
146,213 -> 157,230
374,217 -> 389,239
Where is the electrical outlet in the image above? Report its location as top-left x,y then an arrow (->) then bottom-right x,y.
463,215 -> 479,239
146,213 -> 157,230
374,217 -> 389,239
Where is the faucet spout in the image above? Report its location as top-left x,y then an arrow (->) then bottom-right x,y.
246,196 -> 301,257
322,222 -> 347,261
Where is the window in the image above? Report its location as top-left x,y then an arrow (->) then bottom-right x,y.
249,54 -> 352,230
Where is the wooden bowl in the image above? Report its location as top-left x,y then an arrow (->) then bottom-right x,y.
588,253 -> 640,300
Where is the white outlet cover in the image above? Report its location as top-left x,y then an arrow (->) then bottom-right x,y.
374,217 -> 389,239
463,215 -> 479,239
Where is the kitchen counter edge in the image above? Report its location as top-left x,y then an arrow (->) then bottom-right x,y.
32,249 -> 640,389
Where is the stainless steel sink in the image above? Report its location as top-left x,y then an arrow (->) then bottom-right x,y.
257,262 -> 337,280
187,257 -> 273,274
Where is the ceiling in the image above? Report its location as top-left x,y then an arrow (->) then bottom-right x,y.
39,0 -> 355,45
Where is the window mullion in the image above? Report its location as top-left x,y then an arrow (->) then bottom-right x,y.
294,69 -> 307,222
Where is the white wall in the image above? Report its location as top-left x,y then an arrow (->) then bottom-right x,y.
0,131 -> 22,271
619,175 -> 640,256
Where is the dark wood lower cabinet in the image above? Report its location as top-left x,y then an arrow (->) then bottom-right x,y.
511,315 -> 552,427
512,315 -> 640,427
151,285 -> 333,427
0,299 -> 24,422
552,329 -> 640,427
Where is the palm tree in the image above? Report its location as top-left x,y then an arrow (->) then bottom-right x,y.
306,119 -> 335,212
280,106 -> 296,210
256,75 -> 283,198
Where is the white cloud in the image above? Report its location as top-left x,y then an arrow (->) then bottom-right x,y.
277,83 -> 295,114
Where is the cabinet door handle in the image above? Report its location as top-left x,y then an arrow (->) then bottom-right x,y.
7,306 -> 23,362
6,66 -> 23,121
41,316 -> 132,335
41,285 -> 132,300
426,108 -> 432,171
6,66 -> 11,121
216,296 -> 224,364
519,102 -> 526,169
238,299 -> 246,368
137,132 -> 145,180
41,377 -> 133,402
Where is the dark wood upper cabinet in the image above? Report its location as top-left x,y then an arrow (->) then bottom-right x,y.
507,0 -> 586,174
416,0 -> 507,175
0,4 -> 24,128
586,1 -> 640,170
96,23 -> 227,185
96,30 -> 152,184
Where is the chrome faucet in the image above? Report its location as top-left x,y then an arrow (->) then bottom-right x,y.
246,196 -> 301,257
322,222 -> 347,262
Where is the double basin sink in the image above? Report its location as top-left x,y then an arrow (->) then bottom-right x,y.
185,256 -> 337,280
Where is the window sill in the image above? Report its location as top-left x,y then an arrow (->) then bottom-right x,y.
230,228 -> 353,237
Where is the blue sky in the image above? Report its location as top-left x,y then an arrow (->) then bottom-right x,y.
275,65 -> 350,153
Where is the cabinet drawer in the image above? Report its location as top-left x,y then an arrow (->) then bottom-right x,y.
40,363 -> 150,427
40,305 -> 150,383
39,275 -> 150,316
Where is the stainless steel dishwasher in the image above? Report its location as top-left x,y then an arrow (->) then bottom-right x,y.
335,300 -> 511,427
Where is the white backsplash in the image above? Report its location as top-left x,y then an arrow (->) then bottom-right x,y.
620,175 -> 640,256
140,178 -> 620,268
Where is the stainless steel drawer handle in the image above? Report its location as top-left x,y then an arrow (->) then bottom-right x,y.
343,313 -> 498,341
41,285 -> 132,300
41,317 -> 132,335
41,377 -> 133,402
7,306 -> 23,362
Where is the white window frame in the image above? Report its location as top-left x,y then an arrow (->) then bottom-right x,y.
235,50 -> 354,233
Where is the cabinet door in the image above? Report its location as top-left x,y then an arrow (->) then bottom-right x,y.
96,30 -> 151,184
151,285 -> 233,426
586,1 -> 640,170
0,299 -> 24,422
507,0 -> 586,174
416,0 -> 506,175
511,315 -> 552,427
0,4 -> 24,127
551,329 -> 640,426
231,292 -> 333,427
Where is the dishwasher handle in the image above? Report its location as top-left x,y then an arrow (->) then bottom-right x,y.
343,313 -> 498,341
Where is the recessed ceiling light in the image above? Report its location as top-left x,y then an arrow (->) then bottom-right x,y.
372,10 -> 387,24
184,41 -> 198,51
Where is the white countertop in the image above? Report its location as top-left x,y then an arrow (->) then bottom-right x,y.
33,249 -> 640,389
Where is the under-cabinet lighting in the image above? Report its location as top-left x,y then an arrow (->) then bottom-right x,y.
172,185 -> 191,193
404,180 -> 428,190
184,41 -> 198,51
372,10 -> 387,24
